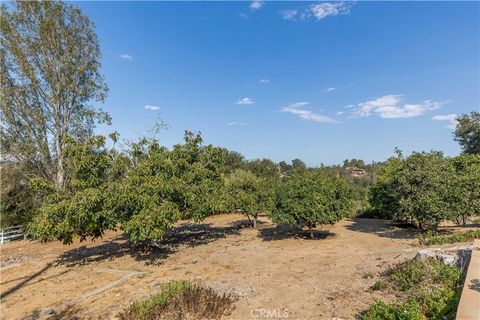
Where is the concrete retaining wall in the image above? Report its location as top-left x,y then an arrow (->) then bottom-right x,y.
456,239 -> 480,320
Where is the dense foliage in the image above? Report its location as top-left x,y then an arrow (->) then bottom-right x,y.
454,111 -> 480,154
369,151 -> 480,232
362,258 -> 464,320
225,170 -> 274,228
271,172 -> 353,238
0,163 -> 38,228
29,132 -> 232,244
28,135 -> 124,243
418,230 -> 480,245
448,154 -> 480,225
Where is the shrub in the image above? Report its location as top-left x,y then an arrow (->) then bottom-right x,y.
418,230 -> 480,245
369,280 -> 388,291
360,258 -> 464,320
386,259 -> 462,293
360,299 -> 424,320
118,280 -> 236,320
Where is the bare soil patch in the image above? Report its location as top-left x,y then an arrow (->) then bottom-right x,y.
1,215 -> 477,320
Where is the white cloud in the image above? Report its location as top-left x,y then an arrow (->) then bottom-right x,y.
325,87 -> 337,92
280,2 -> 353,21
236,97 -> 255,105
260,78 -> 270,84
281,102 -> 338,123
432,114 -> 458,129
280,9 -> 298,20
310,2 -> 352,21
351,95 -> 443,119
250,0 -> 264,11
228,121 -> 247,126
120,54 -> 133,61
336,111 -> 345,116
144,105 -> 160,110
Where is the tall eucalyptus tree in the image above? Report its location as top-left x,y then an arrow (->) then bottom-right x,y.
1,0 -> 109,192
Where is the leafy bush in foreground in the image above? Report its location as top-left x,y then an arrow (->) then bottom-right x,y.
360,299 -> 424,320
360,258 -> 464,320
418,230 -> 480,245
118,280 -> 236,320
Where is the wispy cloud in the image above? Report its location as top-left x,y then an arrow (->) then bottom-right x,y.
236,97 -> 255,105
281,102 -> 338,123
280,2 -> 353,21
144,105 -> 160,111
260,78 -> 270,84
351,95 -> 444,119
325,87 -> 337,92
120,54 -> 133,61
336,111 -> 345,116
228,121 -> 247,126
250,0 -> 264,11
279,9 -> 298,20
310,2 -> 352,21
432,114 -> 458,129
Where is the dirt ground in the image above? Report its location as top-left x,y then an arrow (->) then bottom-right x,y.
1,215 -> 478,320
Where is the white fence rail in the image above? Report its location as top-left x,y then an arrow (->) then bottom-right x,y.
0,225 -> 25,244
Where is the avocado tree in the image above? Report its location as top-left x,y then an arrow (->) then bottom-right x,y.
369,151 -> 454,233
368,150 -> 405,221
225,170 -> 274,228
30,131 -> 229,244
271,172 -> 353,239
107,132 -> 229,244
448,153 -> 480,225
28,135 -> 127,244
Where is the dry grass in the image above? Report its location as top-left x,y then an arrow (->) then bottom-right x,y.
117,280 -> 236,320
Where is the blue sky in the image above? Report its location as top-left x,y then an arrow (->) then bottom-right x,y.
76,1 -> 479,166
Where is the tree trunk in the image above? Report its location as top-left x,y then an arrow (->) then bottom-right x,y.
308,221 -> 314,239
246,214 -> 252,226
253,214 -> 257,228
55,127 -> 65,193
462,215 -> 467,225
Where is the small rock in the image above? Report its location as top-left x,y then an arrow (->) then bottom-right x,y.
415,248 -> 461,266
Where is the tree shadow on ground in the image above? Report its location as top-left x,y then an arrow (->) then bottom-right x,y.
458,223 -> 480,229
258,224 -> 335,241
55,223 -> 242,267
229,218 -> 267,229
345,218 -> 419,240
27,305 -> 83,320
0,263 -> 52,300
469,279 -> 480,292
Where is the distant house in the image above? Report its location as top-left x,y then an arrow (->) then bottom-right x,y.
351,167 -> 367,177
